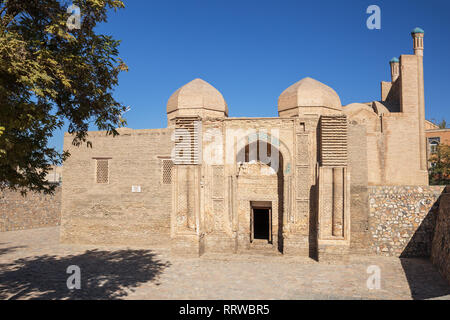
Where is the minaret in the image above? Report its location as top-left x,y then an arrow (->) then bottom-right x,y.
411,27 -> 424,56
411,27 -> 427,173
389,57 -> 400,82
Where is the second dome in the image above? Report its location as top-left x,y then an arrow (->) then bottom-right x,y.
278,77 -> 342,117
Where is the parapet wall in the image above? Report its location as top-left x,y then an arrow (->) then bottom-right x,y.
431,187 -> 450,284
368,186 -> 444,257
0,187 -> 61,232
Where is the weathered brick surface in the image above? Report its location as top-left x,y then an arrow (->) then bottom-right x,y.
60,128 -> 173,246
431,187 -> 450,284
368,186 -> 444,257
0,187 -> 61,232
348,123 -> 370,253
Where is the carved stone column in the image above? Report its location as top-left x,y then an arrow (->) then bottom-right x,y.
317,115 -> 351,261
170,117 -> 203,256
332,167 -> 344,237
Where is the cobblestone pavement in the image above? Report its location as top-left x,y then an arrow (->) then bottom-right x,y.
0,227 -> 449,300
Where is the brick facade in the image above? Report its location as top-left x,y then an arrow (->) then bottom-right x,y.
60,128 -> 173,247
57,28 -> 445,261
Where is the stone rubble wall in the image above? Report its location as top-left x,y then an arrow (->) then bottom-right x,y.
368,186 -> 444,257
431,186 -> 450,284
0,186 -> 61,232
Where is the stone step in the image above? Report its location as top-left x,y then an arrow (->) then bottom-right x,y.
248,239 -> 279,253
242,248 -> 283,257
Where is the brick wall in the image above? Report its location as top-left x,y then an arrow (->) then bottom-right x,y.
60,128 -> 173,247
368,186 -> 444,257
0,187 -> 61,232
431,187 -> 450,284
348,122 -> 370,253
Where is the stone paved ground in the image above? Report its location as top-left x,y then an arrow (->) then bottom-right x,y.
0,227 -> 449,300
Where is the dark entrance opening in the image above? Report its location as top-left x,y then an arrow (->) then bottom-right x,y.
253,209 -> 270,240
250,204 -> 272,244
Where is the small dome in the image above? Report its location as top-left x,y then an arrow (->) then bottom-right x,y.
343,103 -> 378,129
411,27 -> 425,34
344,103 -> 375,114
167,78 -> 228,116
372,101 -> 391,115
278,77 -> 342,114
390,57 -> 399,63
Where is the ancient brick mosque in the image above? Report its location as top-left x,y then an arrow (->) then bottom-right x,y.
59,28 -> 446,262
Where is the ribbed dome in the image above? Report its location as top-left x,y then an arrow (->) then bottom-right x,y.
278,77 -> 342,114
167,78 -> 228,116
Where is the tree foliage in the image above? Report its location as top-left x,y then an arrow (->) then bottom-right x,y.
0,0 -> 127,194
430,118 -> 448,129
429,144 -> 450,185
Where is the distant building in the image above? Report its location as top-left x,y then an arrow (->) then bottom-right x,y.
45,165 -> 62,184
425,120 -> 450,160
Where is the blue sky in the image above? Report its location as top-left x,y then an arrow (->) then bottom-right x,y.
50,0 -> 450,151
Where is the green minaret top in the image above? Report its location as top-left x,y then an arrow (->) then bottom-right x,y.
411,27 -> 425,35
390,57 -> 399,63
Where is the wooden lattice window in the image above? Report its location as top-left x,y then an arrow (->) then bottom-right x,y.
162,159 -> 173,184
96,159 -> 109,183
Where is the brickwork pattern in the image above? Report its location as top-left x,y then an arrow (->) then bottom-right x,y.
60,129 -> 173,246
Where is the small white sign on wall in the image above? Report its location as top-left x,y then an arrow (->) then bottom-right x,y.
131,185 -> 141,193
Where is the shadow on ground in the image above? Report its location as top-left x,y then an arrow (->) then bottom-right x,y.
400,258 -> 450,300
399,190 -> 450,300
0,249 -> 171,300
400,195 -> 440,259
0,244 -> 27,256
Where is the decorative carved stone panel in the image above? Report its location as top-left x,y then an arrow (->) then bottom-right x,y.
296,200 -> 309,227
285,176 -> 293,223
332,167 -> 345,237
187,170 -> 196,230
296,134 -> 309,165
175,166 -> 196,231
319,168 -> 333,238
296,166 -> 310,199
212,165 -> 224,199
213,199 -> 224,231
176,168 -> 188,228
